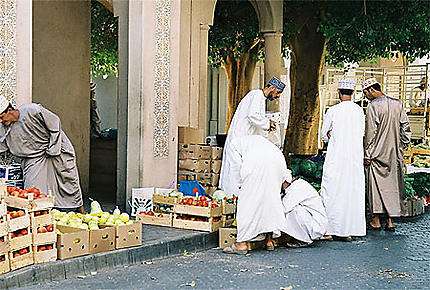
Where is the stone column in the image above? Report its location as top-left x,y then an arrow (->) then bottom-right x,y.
263,31 -> 283,112
16,0 -> 32,105
198,24 -> 210,133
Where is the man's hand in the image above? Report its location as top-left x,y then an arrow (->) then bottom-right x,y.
327,131 -> 332,139
269,120 -> 276,131
364,158 -> 371,166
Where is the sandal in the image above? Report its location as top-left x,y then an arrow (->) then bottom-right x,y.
367,223 -> 382,231
286,241 -> 311,248
223,243 -> 248,255
332,236 -> 353,242
384,225 -> 395,232
265,244 -> 275,251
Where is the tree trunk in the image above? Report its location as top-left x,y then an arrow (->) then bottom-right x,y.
283,9 -> 327,158
223,46 -> 259,132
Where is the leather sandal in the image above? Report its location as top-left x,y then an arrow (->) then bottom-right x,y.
384,224 -> 395,232
367,223 -> 382,231
223,243 -> 248,255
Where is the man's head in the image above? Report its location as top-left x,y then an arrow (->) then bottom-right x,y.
362,78 -> 383,100
337,78 -> 355,101
0,96 -> 18,126
264,77 -> 285,101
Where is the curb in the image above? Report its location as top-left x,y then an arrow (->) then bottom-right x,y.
0,231 -> 218,289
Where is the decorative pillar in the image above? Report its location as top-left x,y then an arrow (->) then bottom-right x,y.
263,31 -> 283,112
198,24 -> 210,133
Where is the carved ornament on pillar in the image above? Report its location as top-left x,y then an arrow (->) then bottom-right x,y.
0,0 -> 17,104
153,0 -> 171,158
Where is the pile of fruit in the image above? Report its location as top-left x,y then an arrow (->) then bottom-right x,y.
12,247 -> 29,257
155,204 -> 173,213
405,172 -> 430,199
7,209 -> 25,219
289,156 -> 324,191
53,202 -> 132,230
36,244 -> 54,252
179,196 -> 219,208
138,211 -> 170,218
7,187 -> 47,199
157,190 -> 181,198
176,215 -> 221,222
33,210 -> 49,217
10,228 -> 28,239
36,224 -> 54,233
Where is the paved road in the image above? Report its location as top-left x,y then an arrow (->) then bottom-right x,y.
24,213 -> 430,289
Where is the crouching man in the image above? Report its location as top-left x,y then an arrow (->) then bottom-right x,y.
281,171 -> 328,248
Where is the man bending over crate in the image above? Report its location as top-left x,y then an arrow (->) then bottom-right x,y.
222,135 -> 289,254
0,96 -> 84,214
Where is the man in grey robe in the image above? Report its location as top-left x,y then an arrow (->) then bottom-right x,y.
90,83 -> 102,138
0,96 -> 84,213
362,78 -> 411,232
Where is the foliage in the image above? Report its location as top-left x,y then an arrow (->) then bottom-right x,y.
208,0 -> 263,67
283,0 -> 430,66
91,0 -> 118,77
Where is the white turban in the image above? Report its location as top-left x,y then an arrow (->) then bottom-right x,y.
0,96 -> 10,114
338,78 -> 355,90
284,169 -> 292,183
362,78 -> 378,90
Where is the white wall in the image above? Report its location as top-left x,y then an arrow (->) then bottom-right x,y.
93,76 -> 118,129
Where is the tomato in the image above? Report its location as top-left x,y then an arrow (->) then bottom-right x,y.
10,212 -> 19,219
38,246 -> 46,252
34,211 -> 41,216
39,193 -> 47,198
46,245 -> 53,250
10,233 -> 15,239
199,196 -> 207,202
42,211 -> 48,215
17,210 -> 25,217
19,248 -> 28,255
203,201 -> 209,207
38,227 -> 48,234
13,252 -> 19,258
21,229 -> 28,235
11,191 -> 19,197
46,225 -> 54,232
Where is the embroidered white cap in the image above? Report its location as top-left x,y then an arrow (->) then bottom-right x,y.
338,78 -> 356,90
362,77 -> 378,90
0,96 -> 10,114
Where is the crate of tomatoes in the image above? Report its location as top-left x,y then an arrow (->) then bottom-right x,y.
137,211 -> 173,227
33,243 -> 57,264
31,209 -> 53,228
33,224 -> 56,245
172,196 -> 222,232
9,227 -> 32,251
7,207 -> 30,232
5,186 -> 54,211
9,246 -> 33,271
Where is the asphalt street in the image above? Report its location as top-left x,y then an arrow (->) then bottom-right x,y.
24,213 -> 430,289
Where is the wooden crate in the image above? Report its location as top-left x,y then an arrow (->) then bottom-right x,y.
221,215 -> 234,227
8,210 -> 30,232
153,194 -> 177,206
30,210 -> 53,227
0,234 -> 9,254
9,227 -> 32,251
136,213 -> 172,227
173,216 -> 222,232
0,216 -> 8,237
174,204 -> 222,218
32,224 -> 56,245
0,201 -> 6,216
9,247 -> 33,271
0,253 -> 10,275
5,194 -> 54,212
222,201 -> 236,215
0,182 -> 6,200
33,245 -> 57,265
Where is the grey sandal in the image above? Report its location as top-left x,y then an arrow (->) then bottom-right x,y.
223,243 -> 248,255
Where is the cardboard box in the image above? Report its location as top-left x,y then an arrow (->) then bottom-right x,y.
33,245 -> 57,264
211,147 -> 223,160
9,247 -> 33,271
179,159 -> 211,173
89,226 -> 116,254
112,222 -> 142,249
219,227 -> 237,249
0,253 -> 10,274
210,174 -> 220,186
196,173 -> 211,185
210,160 -> 222,174
136,213 -> 173,227
178,171 -> 197,181
130,187 -> 155,217
173,216 -> 221,232
222,200 -> 236,215
179,144 -> 212,160
56,225 -> 90,260
178,127 -> 205,144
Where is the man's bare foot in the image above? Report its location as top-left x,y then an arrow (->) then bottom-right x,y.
234,242 -> 248,251
320,235 -> 332,240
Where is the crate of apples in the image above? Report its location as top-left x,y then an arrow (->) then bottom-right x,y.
6,187 -> 54,211
179,196 -> 220,208
7,187 -> 47,200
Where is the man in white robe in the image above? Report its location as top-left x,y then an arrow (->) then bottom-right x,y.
281,172 -> 328,247
320,78 -> 366,241
220,77 -> 286,197
223,135 -> 289,254
0,96 -> 84,213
